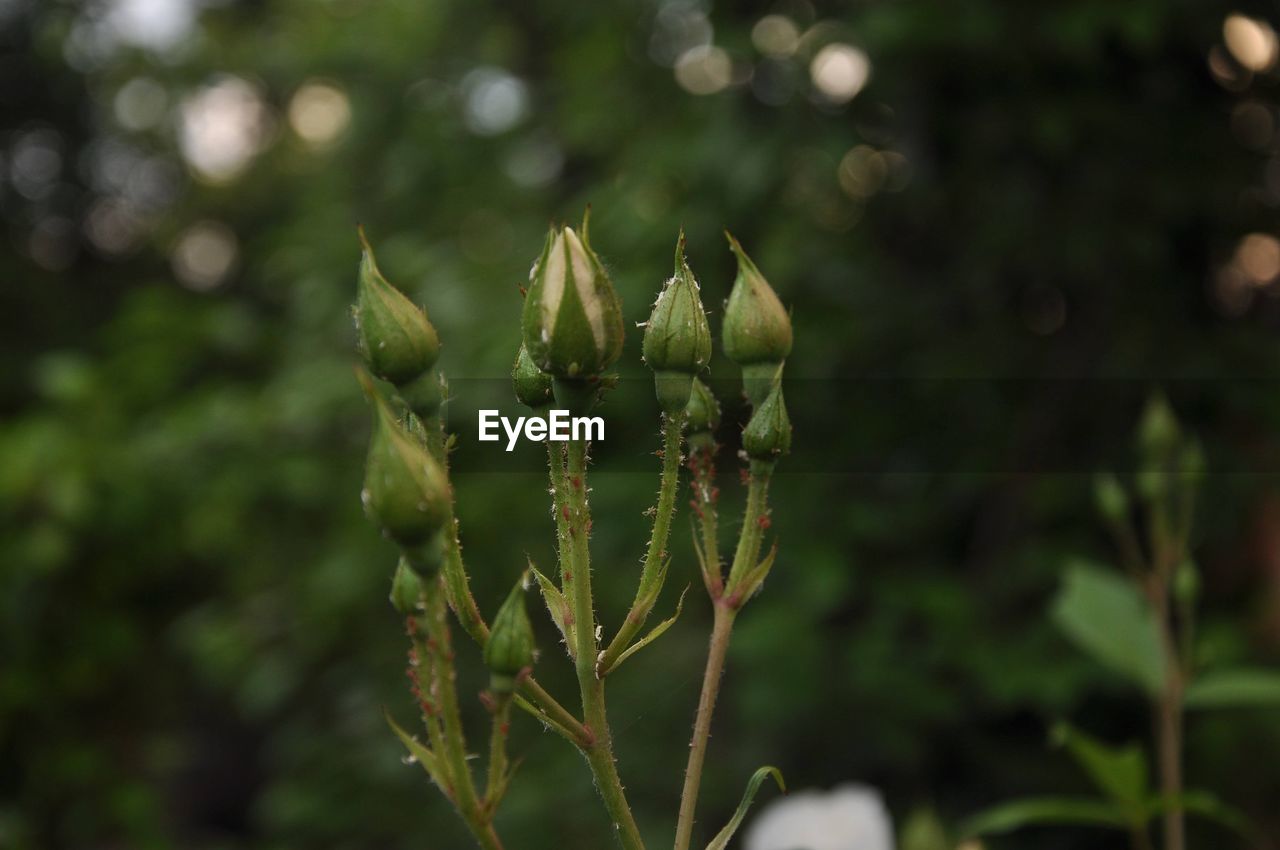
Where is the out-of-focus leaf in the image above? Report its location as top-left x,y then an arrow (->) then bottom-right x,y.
1146,790 -> 1255,840
704,765 -> 785,850
1184,668 -> 1280,710
1051,722 -> 1148,807
1050,560 -> 1168,695
960,797 -> 1128,837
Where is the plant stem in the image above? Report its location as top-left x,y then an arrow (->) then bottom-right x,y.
422,575 -> 503,850
1153,579 -> 1186,850
485,694 -> 513,810
418,414 -> 589,747
564,438 -> 646,850
675,463 -> 774,850
691,446 -> 721,593
599,413 -> 685,674
673,604 -> 736,850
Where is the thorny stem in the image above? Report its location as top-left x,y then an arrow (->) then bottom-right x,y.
599,412 -> 686,674
675,462 -> 774,850
485,693 -> 513,810
548,440 -> 577,651
564,438 -> 647,850
690,446 -> 721,593
422,575 -> 503,850
673,604 -> 736,850
1145,490 -> 1185,850
406,619 -> 452,799
419,412 -> 590,749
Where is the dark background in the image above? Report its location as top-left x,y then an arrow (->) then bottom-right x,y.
3,0 -> 1280,847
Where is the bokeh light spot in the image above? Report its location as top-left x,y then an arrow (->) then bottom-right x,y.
752,15 -> 800,57
810,43 -> 870,103
674,46 -> 732,95
288,82 -> 351,148
1224,13 -> 1278,73
179,76 -> 270,183
172,221 -> 238,291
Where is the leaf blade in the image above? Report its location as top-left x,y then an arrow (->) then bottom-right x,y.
960,797 -> 1129,838
704,766 -> 786,850
1184,668 -> 1280,710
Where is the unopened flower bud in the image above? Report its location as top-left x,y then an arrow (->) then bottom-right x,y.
1092,472 -> 1129,524
742,381 -> 791,461
644,233 -> 712,416
521,214 -> 624,379
512,344 -> 554,411
396,370 -> 444,420
685,377 -> 721,452
390,557 -> 424,615
722,234 -> 792,406
484,576 -> 536,693
355,228 -> 440,386
361,378 -> 451,552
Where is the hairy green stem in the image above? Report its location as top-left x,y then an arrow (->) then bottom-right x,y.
599,413 -> 685,674
485,694 -> 513,810
564,439 -> 646,850
673,604 -> 736,850
422,576 -> 502,850
675,464 -> 773,850
693,447 -> 721,591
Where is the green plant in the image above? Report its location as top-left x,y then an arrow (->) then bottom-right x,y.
963,395 -> 1280,849
351,215 -> 791,849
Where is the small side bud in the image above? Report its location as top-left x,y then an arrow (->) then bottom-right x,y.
396,370 -> 443,419
1092,472 -> 1129,524
685,377 -> 721,452
355,228 -> 440,386
742,382 -> 791,461
722,234 -> 792,406
361,375 -> 451,551
513,344 -> 554,411
390,557 -> 424,615
521,212 -> 624,379
484,576 -> 536,694
644,233 -> 712,415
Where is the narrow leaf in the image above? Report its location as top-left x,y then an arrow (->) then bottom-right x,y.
733,543 -> 779,604
704,765 -> 785,850
384,708 -> 452,794
691,524 -> 719,596
528,559 -> 575,660
604,586 -> 689,675
1146,790 -> 1256,840
1050,560 -> 1168,695
960,797 -> 1129,838
1052,722 -> 1148,807
1184,668 -> 1280,710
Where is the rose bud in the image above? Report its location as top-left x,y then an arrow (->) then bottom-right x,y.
361,378 -> 451,558
684,377 -> 721,453
742,381 -> 792,462
521,214 -> 624,382
512,343 -> 554,412
354,228 -> 440,392
722,234 -> 792,406
389,557 -> 424,616
643,232 -> 712,416
483,576 -> 537,694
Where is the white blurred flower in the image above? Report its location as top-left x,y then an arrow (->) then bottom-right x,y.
744,784 -> 894,850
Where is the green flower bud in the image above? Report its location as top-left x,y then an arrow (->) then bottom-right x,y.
644,233 -> 712,416
361,377 -> 451,550
512,344 -> 554,410
396,370 -> 444,420
1137,392 -> 1180,462
355,228 -> 440,386
722,234 -> 792,406
484,576 -> 536,693
521,214 -> 624,379
390,557 -> 424,615
1092,472 -> 1129,524
684,377 -> 721,452
742,381 -> 791,461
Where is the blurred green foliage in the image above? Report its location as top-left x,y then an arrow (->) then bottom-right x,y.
3,0 -> 1280,848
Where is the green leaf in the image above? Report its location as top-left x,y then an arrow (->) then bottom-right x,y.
1050,560 -> 1168,695
1052,722 -> 1148,807
1146,790 -> 1256,840
383,708 -> 451,794
603,585 -> 689,675
1184,668 -> 1280,710
527,559 -> 574,660
960,797 -> 1129,838
704,766 -> 785,850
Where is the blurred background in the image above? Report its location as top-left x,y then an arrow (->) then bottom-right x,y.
4,0 -> 1280,848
